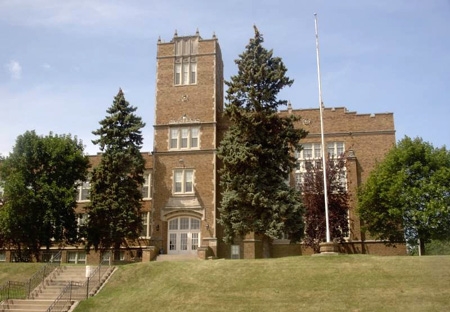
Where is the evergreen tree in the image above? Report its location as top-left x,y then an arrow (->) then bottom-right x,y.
0,131 -> 89,261
358,136 -> 450,255
301,155 -> 350,253
218,26 -> 307,245
86,89 -> 146,257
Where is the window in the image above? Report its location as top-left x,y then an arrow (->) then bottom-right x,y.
173,169 -> 194,194
67,251 -> 86,264
169,127 -> 199,150
231,245 -> 240,259
76,181 -> 90,202
327,142 -> 345,159
76,214 -> 88,228
295,142 -> 347,191
142,172 -> 151,199
140,212 -> 150,238
174,38 -> 198,85
76,213 -> 88,239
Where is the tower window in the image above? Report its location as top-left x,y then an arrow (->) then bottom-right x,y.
174,37 -> 198,86
169,127 -> 200,150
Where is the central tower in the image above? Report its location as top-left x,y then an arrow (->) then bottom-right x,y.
151,31 -> 223,257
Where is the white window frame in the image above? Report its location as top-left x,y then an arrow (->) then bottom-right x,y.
142,172 -> 152,199
173,169 -> 194,195
67,251 -> 86,264
174,38 -> 198,85
167,217 -> 201,254
76,181 -> 90,202
295,142 -> 347,191
169,127 -> 200,150
140,212 -> 150,238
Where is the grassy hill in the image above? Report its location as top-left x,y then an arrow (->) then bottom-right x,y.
73,255 -> 450,312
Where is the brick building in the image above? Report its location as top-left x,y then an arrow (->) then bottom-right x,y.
0,31 -> 406,263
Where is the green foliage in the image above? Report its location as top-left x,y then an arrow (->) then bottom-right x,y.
0,131 -> 89,261
218,26 -> 307,244
358,136 -> 450,253
86,89 -> 146,253
302,156 -> 350,253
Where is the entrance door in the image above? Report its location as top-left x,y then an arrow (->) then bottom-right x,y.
168,217 -> 200,255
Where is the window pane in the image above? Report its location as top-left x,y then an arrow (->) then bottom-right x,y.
181,128 -> 188,148
303,144 -> 312,159
191,128 -> 198,148
314,143 -> 322,159
327,143 -> 335,158
180,217 -> 189,230
191,218 -> 200,229
175,63 -> 181,85
180,233 -> 188,250
68,252 -> 76,263
174,171 -> 182,193
185,170 -> 193,193
78,252 -> 86,262
337,142 -> 344,156
170,233 -> 177,250
81,182 -> 90,201
169,219 -> 178,230
190,62 -> 197,84
170,129 -> 178,149
141,213 -> 148,237
183,63 -> 189,85
191,233 -> 199,250
142,186 -> 149,198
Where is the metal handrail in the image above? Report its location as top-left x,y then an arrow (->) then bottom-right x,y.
0,251 -> 62,302
27,250 -> 62,298
45,260 -> 111,311
0,281 -> 27,302
46,282 -> 73,312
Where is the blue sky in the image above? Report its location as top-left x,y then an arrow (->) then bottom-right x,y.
1,0 -> 449,155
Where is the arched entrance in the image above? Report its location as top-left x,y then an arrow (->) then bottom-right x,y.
167,217 -> 201,255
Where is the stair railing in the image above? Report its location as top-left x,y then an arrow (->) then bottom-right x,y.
26,250 -> 62,299
46,281 -> 74,312
0,250 -> 62,302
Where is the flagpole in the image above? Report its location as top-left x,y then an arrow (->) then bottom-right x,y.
314,13 -> 331,243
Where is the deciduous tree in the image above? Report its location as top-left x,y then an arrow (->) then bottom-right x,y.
0,131 -> 89,261
301,155 -> 350,253
218,26 -> 307,246
358,136 -> 450,255
86,89 -> 146,258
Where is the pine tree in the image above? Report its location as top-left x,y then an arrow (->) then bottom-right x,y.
218,26 -> 307,246
86,89 -> 146,257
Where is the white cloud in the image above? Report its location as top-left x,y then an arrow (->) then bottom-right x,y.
5,60 -> 22,80
42,63 -> 51,70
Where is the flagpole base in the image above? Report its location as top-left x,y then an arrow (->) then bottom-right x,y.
318,241 -> 339,255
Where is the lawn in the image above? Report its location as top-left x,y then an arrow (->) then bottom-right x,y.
74,255 -> 450,312
0,263 -> 43,285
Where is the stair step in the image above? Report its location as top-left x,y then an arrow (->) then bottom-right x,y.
3,265 -> 114,312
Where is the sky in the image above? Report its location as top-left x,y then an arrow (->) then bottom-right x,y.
1,0 -> 449,156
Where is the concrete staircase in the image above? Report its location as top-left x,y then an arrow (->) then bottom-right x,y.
156,254 -> 198,261
1,265 -> 115,312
